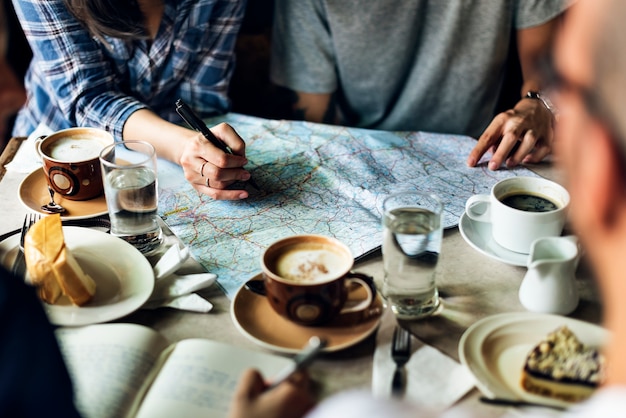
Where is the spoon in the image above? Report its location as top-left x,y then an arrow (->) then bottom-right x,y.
41,185 -> 66,214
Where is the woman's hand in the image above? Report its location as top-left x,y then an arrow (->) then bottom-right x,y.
178,123 -> 253,200
124,110 -> 254,200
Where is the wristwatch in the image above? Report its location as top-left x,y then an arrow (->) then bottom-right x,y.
525,91 -> 557,117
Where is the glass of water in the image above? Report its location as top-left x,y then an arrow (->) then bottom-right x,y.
382,191 -> 443,319
99,140 -> 163,255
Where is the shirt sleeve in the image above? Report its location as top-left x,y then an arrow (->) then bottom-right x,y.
514,0 -> 569,29
270,0 -> 338,94
13,0 -> 147,141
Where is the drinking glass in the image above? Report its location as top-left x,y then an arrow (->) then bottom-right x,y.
382,191 -> 443,319
99,141 -> 163,255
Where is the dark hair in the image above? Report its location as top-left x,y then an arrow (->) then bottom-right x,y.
63,0 -> 147,42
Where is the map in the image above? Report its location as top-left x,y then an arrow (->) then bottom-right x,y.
157,113 -> 539,298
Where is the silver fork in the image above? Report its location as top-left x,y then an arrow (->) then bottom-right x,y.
11,213 -> 40,278
391,325 -> 411,397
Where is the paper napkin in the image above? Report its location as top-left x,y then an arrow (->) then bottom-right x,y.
143,244 -> 217,313
5,123 -> 52,173
372,309 -> 476,413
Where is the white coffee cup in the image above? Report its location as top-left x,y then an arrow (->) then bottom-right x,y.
465,176 -> 570,254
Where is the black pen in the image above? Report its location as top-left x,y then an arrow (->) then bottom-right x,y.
267,336 -> 327,390
175,98 -> 260,191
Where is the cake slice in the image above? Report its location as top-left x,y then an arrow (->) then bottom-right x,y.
521,325 -> 605,403
24,214 -> 96,306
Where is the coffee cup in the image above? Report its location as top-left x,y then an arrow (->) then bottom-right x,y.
261,234 -> 377,326
465,176 -> 570,254
35,127 -> 114,201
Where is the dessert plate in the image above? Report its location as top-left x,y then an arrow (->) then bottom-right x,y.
18,168 -> 108,220
459,312 -> 608,409
0,226 -> 154,326
458,212 -> 528,267
231,275 -> 384,354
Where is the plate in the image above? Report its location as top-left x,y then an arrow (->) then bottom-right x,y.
0,226 -> 154,326
459,312 -> 608,409
18,168 -> 108,220
458,212 -> 528,267
231,275 -> 384,354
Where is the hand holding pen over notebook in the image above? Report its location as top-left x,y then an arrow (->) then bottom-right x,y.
267,336 -> 327,390
175,98 -> 261,193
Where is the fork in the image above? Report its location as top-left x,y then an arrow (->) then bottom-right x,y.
391,325 -> 411,397
11,213 -> 40,278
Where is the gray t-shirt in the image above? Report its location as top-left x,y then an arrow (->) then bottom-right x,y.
270,0 -> 567,138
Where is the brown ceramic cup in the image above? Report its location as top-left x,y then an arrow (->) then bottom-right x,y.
35,127 -> 114,201
261,234 -> 376,326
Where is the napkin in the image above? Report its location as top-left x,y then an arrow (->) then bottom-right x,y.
5,123 -> 52,173
142,244 -> 217,313
372,309 -> 476,413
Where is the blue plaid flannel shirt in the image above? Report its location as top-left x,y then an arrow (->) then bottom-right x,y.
11,0 -> 245,141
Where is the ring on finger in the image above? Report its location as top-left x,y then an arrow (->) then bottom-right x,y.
199,161 -> 208,177
205,178 -> 210,188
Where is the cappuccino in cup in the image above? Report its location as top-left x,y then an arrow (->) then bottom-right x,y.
47,137 -> 108,162
273,243 -> 352,283
36,127 -> 114,201
262,235 -> 376,326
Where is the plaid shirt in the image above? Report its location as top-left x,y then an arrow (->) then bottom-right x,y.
11,0 -> 245,141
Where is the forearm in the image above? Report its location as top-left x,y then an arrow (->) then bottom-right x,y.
292,91 -> 337,124
517,17 -> 562,97
122,109 -> 195,164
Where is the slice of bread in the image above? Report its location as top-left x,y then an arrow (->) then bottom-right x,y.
24,214 -> 96,306
521,326 -> 604,403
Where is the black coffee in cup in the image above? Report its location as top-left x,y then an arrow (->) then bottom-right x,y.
500,192 -> 559,213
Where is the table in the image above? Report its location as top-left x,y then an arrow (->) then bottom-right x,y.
0,135 -> 602,417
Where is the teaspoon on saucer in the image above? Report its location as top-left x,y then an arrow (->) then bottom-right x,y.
41,185 -> 66,214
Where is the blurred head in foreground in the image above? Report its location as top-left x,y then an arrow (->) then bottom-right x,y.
552,0 -> 626,386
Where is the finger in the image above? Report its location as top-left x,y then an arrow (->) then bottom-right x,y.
506,130 -> 538,167
522,143 -> 553,164
210,122 -> 247,156
201,162 -> 252,184
192,182 -> 249,200
467,114 -> 507,167
488,132 -> 520,170
285,370 -> 311,390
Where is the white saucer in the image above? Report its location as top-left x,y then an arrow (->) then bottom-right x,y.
458,212 -> 528,267
0,226 -> 154,326
459,312 -> 607,409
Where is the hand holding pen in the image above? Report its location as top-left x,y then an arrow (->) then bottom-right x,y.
228,337 -> 324,418
175,99 -> 261,192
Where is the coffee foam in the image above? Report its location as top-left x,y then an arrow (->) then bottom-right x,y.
47,137 -> 106,161
275,247 -> 347,283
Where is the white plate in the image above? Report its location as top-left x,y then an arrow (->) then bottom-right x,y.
458,212 -> 528,267
0,226 -> 154,326
459,312 -> 608,409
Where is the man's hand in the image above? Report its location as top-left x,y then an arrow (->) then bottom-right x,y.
228,369 -> 316,418
467,97 -> 554,170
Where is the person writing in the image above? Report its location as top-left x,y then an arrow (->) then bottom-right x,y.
11,0 -> 253,200
270,0 -> 567,171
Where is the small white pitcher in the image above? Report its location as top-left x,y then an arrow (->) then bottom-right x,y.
518,236 -> 580,315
